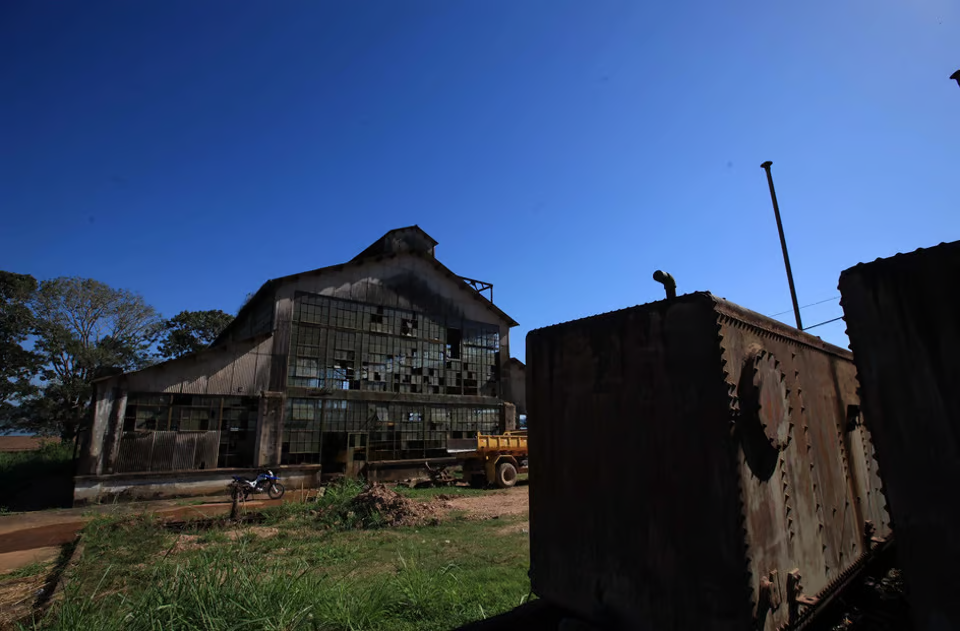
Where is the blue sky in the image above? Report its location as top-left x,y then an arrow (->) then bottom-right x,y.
2,0 -> 958,361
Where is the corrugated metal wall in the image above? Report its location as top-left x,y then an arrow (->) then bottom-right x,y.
114,431 -> 221,473
840,241 -> 960,631
124,336 -> 273,396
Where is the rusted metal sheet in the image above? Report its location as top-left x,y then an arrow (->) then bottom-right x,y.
526,292 -> 890,631
840,241 -> 960,631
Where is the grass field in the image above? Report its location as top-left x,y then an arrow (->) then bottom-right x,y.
23,482 -> 531,631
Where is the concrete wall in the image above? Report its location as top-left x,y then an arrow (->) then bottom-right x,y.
74,464 -> 322,505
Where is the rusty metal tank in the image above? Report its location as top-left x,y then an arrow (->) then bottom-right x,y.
526,292 -> 890,631
840,241 -> 960,631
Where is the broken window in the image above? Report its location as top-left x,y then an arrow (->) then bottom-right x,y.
400,317 -> 418,337
123,394 -> 171,432
446,328 -> 462,359
290,293 -> 499,399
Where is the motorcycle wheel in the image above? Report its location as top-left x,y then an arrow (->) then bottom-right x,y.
267,482 -> 285,500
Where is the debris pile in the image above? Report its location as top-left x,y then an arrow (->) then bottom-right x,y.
829,569 -> 912,631
349,484 -> 440,527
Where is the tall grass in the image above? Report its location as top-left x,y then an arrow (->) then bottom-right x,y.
32,536 -> 530,631
26,480 -> 531,631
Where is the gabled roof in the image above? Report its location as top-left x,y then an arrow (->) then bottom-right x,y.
215,227 -> 517,345
352,225 -> 438,262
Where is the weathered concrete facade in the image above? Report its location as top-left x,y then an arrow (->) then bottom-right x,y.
77,226 -> 518,503
840,241 -> 960,631
527,293 -> 889,631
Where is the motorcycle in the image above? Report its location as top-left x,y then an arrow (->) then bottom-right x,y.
228,470 -> 285,501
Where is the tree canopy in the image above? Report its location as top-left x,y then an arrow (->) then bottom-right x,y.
155,309 -> 235,359
0,273 -> 231,439
0,271 -> 42,423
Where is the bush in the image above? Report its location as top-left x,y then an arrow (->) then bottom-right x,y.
0,439 -> 75,511
0,439 -> 74,475
257,478 -> 370,529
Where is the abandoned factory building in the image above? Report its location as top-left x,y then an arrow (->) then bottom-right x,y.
76,226 -> 522,503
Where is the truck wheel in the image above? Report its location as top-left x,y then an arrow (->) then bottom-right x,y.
496,462 -> 518,489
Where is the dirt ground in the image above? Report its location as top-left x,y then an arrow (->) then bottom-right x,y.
0,490 -> 318,566
439,486 -> 529,520
0,547 -> 60,575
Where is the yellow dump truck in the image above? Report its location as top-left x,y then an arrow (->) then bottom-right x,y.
450,430 -> 528,488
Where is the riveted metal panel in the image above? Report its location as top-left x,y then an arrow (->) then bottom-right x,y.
840,240 -> 960,631
714,298 -> 889,630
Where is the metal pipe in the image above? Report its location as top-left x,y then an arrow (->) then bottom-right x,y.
760,161 -> 803,330
652,270 -> 676,299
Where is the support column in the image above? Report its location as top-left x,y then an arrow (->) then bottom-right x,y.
255,392 -> 286,467
78,381 -> 118,476
101,389 -> 128,475
501,401 -> 517,433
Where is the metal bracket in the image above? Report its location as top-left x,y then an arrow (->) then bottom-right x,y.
787,569 -> 819,625
760,569 -> 783,611
863,520 -> 884,551
459,276 -> 494,303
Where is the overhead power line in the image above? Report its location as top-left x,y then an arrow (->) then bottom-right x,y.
769,296 -> 840,318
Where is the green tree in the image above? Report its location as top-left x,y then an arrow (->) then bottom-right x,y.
25,278 -> 161,439
155,309 -> 234,360
0,271 -> 42,430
